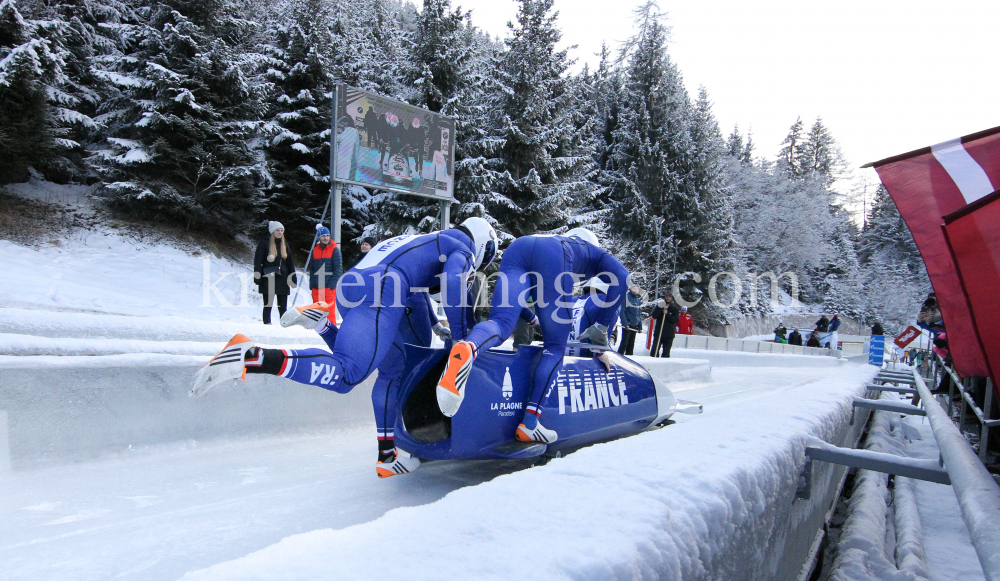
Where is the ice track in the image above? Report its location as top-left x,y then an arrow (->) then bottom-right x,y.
0,426 -> 536,581
2,366 -> 853,581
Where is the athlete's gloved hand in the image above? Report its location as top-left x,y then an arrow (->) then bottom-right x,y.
432,322 -> 452,338
527,314 -> 539,326
579,323 -> 609,347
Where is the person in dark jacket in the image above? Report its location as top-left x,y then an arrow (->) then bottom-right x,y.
379,113 -> 405,169
829,314 -> 842,332
871,322 -> 885,336
407,116 -> 427,178
254,221 -> 297,324
807,330 -> 822,348
364,107 -> 379,148
773,323 -> 788,343
308,225 -> 342,324
788,328 -> 803,346
650,293 -> 680,358
815,314 -> 831,333
617,285 -> 644,356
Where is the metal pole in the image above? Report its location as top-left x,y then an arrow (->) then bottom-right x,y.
440,199 -> 451,229
333,182 -> 343,245
982,379 -> 995,463
654,218 -> 662,300
913,371 -> 1000,580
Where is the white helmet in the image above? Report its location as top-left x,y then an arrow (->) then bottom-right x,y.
564,227 -> 600,248
458,217 -> 498,270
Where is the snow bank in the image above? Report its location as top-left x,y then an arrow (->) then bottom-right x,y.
669,348 -> 846,368
629,356 -> 712,383
0,361 -> 375,469
180,365 -> 878,581
0,333 -> 323,357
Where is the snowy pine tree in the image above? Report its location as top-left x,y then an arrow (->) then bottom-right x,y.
0,0 -> 55,183
93,0 -> 264,235
260,0 -> 335,255
457,0 -> 590,239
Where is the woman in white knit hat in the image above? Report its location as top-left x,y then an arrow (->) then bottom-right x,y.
253,221 -> 297,324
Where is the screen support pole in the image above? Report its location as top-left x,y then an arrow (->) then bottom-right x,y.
440,199 -> 451,229
333,181 -> 343,245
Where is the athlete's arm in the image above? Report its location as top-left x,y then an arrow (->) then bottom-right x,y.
439,251 -> 476,341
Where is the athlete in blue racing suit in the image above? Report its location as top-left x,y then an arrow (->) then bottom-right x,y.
190,218 -> 499,478
435,228 -> 630,444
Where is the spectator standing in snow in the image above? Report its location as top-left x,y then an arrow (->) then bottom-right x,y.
617,285 -> 644,356
677,306 -> 694,335
871,322 -> 885,336
828,314 -> 842,349
773,323 -> 788,343
650,294 -> 680,358
807,330 -> 822,348
254,221 -> 297,325
788,328 -> 803,346
308,225 -> 342,324
350,236 -> 377,270
815,314 -> 831,333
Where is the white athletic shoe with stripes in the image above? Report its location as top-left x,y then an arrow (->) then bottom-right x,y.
280,302 -> 330,330
515,421 -> 558,444
190,334 -> 255,397
375,451 -> 421,478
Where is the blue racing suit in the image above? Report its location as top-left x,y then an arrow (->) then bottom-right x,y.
270,230 -> 477,443
464,235 -> 630,423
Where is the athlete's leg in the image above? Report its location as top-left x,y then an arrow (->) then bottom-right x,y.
519,284 -> 573,434
371,335 -> 406,458
248,275 -> 405,393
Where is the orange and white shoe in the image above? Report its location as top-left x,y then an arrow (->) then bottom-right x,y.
280,301 -> 330,330
190,334 -> 255,397
376,452 -> 421,478
515,422 -> 558,444
436,341 -> 476,417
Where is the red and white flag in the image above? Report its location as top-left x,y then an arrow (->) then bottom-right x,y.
870,127 -> 1000,378
894,326 -> 921,349
943,191 -> 1000,385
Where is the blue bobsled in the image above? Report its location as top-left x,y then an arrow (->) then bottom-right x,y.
394,344 -> 700,461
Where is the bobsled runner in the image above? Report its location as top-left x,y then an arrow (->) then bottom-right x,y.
394,343 -> 703,461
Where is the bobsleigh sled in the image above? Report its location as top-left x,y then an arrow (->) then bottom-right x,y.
394,344 -> 702,461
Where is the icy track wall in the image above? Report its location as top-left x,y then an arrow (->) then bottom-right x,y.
0,355 -> 375,470
183,365 -> 879,581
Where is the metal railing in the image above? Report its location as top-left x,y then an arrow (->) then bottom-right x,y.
927,352 -> 998,462
801,367 -> 1000,580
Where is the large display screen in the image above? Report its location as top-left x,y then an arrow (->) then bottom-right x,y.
332,84 -> 456,201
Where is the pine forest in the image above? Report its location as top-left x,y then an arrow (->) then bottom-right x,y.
0,0 -> 930,331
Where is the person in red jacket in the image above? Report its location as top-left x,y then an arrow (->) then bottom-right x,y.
677,306 -> 694,335
307,225 -> 342,323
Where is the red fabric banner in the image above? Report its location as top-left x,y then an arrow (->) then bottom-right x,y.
943,192 -> 1000,386
871,127 -> 1000,377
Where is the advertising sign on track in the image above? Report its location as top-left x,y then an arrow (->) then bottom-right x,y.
332,84 -> 456,201
868,335 -> 885,366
